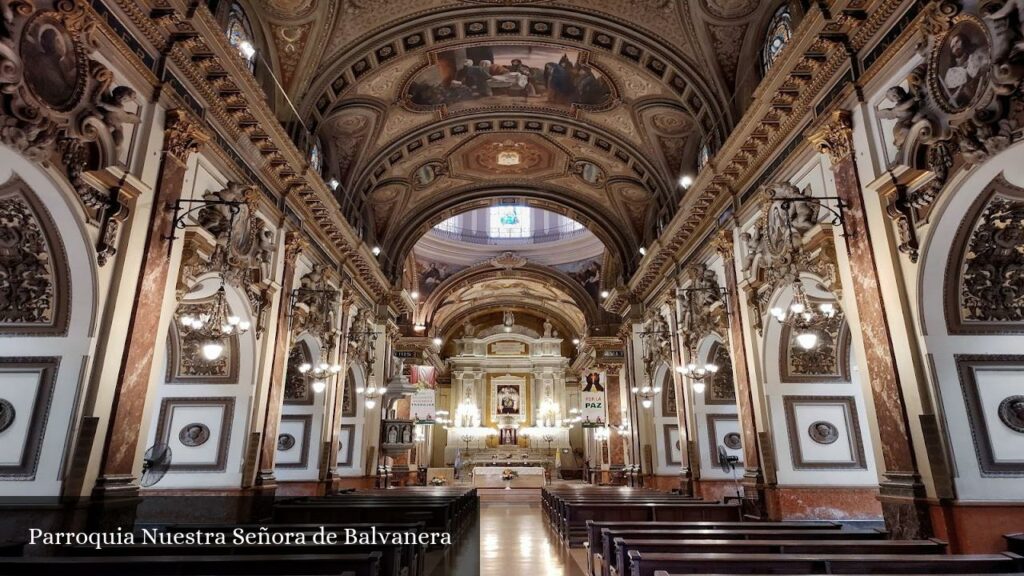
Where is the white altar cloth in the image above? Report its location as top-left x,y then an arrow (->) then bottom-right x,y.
472,466 -> 546,488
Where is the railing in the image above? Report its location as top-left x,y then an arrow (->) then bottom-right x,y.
428,223 -> 589,245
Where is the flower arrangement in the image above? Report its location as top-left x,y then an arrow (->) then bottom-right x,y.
501,468 -> 519,482
429,476 -> 447,486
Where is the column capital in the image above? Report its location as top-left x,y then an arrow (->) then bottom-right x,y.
808,109 -> 854,165
712,227 -> 736,261
163,109 -> 209,162
284,231 -> 307,263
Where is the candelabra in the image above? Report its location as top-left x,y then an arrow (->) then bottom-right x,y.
769,282 -> 838,350
298,359 -> 342,394
178,282 -> 250,361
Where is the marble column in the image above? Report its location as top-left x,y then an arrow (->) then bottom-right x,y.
92,109 -> 208,504
322,295 -> 354,487
809,110 -> 931,539
255,232 -> 307,487
603,364 -> 626,469
714,229 -> 777,519
668,300 -> 695,496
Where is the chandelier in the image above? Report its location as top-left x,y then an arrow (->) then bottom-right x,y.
630,383 -> 663,409
769,282 -> 837,350
298,358 -> 342,394
178,281 -> 250,361
356,381 -> 387,409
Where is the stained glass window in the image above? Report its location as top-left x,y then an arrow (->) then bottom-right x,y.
697,143 -> 711,172
226,3 -> 255,72
762,4 -> 793,75
489,206 -> 531,238
309,140 -> 322,174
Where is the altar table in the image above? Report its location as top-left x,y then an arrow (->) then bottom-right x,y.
471,466 -> 546,488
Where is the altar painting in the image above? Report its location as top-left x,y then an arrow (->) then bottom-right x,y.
487,374 -> 530,423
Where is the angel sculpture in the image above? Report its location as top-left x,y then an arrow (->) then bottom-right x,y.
877,86 -> 925,148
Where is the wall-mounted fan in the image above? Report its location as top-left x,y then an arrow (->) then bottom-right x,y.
717,444 -> 741,499
141,443 -> 172,488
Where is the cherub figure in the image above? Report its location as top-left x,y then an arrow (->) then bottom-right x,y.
877,86 -> 924,148
986,0 -> 1024,57
98,86 -> 141,149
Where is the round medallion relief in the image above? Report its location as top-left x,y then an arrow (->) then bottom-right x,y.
998,395 -> 1024,433
278,433 -> 296,451
723,432 -> 742,450
0,399 -> 15,434
808,421 -> 839,445
178,423 -> 210,447
20,12 -> 85,111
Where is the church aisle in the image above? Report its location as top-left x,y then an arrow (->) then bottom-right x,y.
479,502 -> 586,576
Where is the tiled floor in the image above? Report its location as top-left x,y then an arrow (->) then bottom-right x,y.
478,502 -> 586,576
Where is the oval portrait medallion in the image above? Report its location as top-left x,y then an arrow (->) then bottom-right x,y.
998,395 -> 1024,433
929,16 -> 992,113
808,421 -> 839,445
0,399 -> 15,434
723,432 -> 742,450
278,433 -> 296,451
20,12 -> 85,111
178,423 -> 211,447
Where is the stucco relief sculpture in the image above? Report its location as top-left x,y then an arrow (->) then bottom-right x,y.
998,395 -> 1024,433
958,181 -> 1024,324
0,185 -> 57,327
0,398 -> 14,434
808,420 -> 840,445
178,423 -> 211,447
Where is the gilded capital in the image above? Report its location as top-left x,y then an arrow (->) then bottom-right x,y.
163,109 -> 208,162
808,110 -> 855,165
712,228 -> 736,261
284,231 -> 307,263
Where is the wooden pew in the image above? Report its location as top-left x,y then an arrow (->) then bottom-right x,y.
1007,533 -> 1024,555
593,528 -> 887,576
585,516 -> 847,569
562,501 -> 741,546
612,539 -> 948,576
630,551 -> 1024,576
0,552 -> 382,576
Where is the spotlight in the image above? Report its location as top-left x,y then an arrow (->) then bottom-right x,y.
432,337 -> 443,346
639,247 -> 647,256
678,175 -> 694,189
600,290 -> 610,299
371,246 -> 382,256
311,380 -> 327,394
410,291 -> 420,300
327,178 -> 340,190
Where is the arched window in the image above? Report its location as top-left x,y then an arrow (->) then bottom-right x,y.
762,4 -> 793,74
489,205 -> 531,238
226,3 -> 256,72
697,143 -> 711,172
309,140 -> 322,174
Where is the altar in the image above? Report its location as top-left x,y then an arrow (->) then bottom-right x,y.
472,466 -> 546,488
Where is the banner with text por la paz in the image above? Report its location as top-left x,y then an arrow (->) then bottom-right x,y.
580,371 -> 606,428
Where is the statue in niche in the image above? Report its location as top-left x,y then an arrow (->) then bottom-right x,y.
543,318 -> 553,338
387,425 -> 399,444
463,319 -> 476,337
402,425 -> 412,444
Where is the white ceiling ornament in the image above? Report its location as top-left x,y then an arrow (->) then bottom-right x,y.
490,251 -> 529,270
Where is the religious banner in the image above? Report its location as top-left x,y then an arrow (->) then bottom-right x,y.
410,388 -> 437,424
581,371 -> 606,428
409,365 -> 436,388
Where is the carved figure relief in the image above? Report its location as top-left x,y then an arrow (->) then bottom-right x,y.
723,432 -> 742,450
0,398 -> 14,434
998,395 -> 1024,433
808,420 -> 839,445
178,423 -> 211,447
277,433 -> 296,451
0,176 -> 68,335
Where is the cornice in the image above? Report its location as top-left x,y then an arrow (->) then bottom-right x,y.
100,0 -> 391,299
614,0 -> 907,314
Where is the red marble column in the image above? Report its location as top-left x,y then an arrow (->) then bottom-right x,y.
92,109 -> 208,502
255,232 -> 306,487
603,364 -> 627,469
714,230 -> 778,519
809,110 -> 931,539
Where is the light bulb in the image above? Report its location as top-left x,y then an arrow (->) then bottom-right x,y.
796,332 -> 819,350
790,301 -> 806,314
504,326 -> 512,333
202,341 -> 224,361
378,386 -> 387,394
770,307 -> 785,320
641,386 -> 651,394
639,247 -> 647,256
311,380 -> 326,394
356,387 -> 366,394
327,178 -> 340,190
572,338 -> 580,345
641,399 -> 653,409
221,324 -> 233,334
414,324 -> 426,332
238,40 -> 256,59
319,362 -> 329,371
238,321 -> 250,331
410,291 -> 420,300
330,365 -> 342,373
227,315 -> 240,325
653,387 -> 662,394
371,246 -> 382,256
820,302 -> 836,317
692,381 -> 706,394
707,364 -> 720,373
180,315 -> 194,327
678,175 -> 694,188
366,386 -> 376,395
365,399 -> 377,409
432,337 -> 443,346
600,290 -> 610,299
631,386 -> 640,393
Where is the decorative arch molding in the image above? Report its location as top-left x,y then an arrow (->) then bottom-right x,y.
350,111 -> 673,210
421,262 -> 601,327
437,301 -> 583,342
0,175 -> 71,336
384,184 -> 634,281
302,6 -> 731,142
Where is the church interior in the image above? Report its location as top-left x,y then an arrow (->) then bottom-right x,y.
1,0 -> 1024,573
